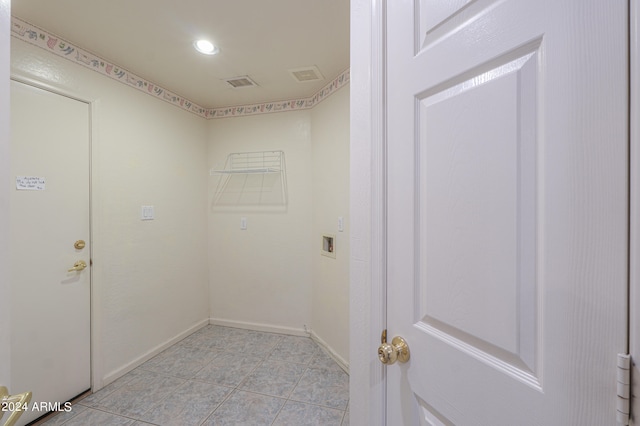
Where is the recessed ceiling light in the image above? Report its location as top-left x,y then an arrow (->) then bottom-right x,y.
194,39 -> 219,55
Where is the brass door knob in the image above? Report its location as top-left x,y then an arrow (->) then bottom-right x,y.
68,260 -> 87,272
378,330 -> 410,365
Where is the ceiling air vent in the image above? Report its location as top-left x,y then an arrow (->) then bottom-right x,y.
288,66 -> 324,83
224,76 -> 258,89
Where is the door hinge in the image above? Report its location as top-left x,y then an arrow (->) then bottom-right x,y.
617,353 -> 631,425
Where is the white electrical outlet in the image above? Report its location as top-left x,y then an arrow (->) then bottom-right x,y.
338,216 -> 344,232
240,217 -> 247,230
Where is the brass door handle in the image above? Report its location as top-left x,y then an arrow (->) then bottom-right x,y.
68,260 -> 87,272
378,329 -> 410,365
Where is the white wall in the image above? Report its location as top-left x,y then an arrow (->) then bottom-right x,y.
0,0 -> 11,390
310,86 -> 350,364
207,111 -> 314,334
207,91 -> 351,363
11,39 -> 210,388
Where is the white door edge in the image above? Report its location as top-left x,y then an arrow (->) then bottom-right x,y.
629,0 -> 640,422
349,0 -> 387,424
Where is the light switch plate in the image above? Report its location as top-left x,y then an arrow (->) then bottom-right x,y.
141,205 -> 155,220
240,217 -> 247,230
338,216 -> 344,232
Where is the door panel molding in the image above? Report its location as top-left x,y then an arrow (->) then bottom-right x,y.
415,44 -> 541,389
416,0 -> 503,53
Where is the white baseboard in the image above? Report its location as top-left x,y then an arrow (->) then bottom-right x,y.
208,317 -> 309,337
309,330 -> 349,374
100,318 -> 209,389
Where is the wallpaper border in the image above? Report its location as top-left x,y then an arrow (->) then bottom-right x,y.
10,17 -> 350,119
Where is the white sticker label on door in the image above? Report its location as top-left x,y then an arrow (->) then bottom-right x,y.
16,176 -> 46,191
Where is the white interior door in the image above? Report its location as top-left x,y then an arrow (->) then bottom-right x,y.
10,80 -> 91,425
385,1 -> 628,425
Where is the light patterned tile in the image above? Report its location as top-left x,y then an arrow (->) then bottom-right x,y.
201,390 -> 285,426
180,326 -> 281,354
223,331 -> 283,357
38,404 -> 88,425
342,409 -> 349,425
177,328 -> 228,351
195,352 -> 263,387
75,329 -> 350,425
309,352 -> 345,373
244,330 -> 284,344
272,400 -> 345,426
78,369 -> 148,408
88,371 -> 185,418
209,327 -> 252,344
58,407 -> 135,426
290,366 -> 349,410
238,360 -> 306,398
270,336 -> 323,365
139,345 -> 221,379
136,380 -> 232,426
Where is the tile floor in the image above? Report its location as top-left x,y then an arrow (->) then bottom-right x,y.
37,325 -> 349,426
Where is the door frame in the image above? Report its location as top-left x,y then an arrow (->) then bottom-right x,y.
0,0 -> 11,393
350,0 -> 387,424
630,0 -> 639,421
9,74 -> 99,395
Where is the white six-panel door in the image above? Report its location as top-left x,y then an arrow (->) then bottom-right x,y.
385,1 -> 628,424
10,80 -> 91,425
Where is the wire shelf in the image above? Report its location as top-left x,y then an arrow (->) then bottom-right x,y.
210,151 -> 288,206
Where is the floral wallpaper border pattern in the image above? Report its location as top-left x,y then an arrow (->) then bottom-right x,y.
10,17 -> 350,119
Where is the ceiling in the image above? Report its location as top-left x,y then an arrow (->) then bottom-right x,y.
11,0 -> 350,110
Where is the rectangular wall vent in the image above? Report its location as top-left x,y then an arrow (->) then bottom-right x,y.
224,76 -> 258,89
288,66 -> 324,83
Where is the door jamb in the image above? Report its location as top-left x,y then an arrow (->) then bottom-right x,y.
349,0 -> 387,424
629,0 -> 639,421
